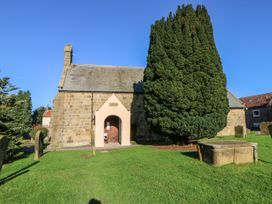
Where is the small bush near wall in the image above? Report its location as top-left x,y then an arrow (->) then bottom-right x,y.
30,126 -> 48,141
260,122 -> 272,135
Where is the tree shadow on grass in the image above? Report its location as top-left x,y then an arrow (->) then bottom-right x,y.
258,159 -> 272,164
180,151 -> 198,159
6,143 -> 35,163
88,198 -> 102,204
9,141 -> 49,162
0,161 -> 39,186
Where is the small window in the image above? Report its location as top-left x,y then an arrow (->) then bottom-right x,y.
253,123 -> 260,129
253,110 -> 260,117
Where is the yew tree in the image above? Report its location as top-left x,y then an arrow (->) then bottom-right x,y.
144,5 -> 229,142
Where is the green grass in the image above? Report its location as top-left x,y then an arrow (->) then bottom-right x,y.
1,135 -> 272,204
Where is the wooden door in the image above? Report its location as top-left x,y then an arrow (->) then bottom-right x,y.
104,116 -> 119,143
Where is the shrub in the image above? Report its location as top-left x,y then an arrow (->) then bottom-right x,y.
30,126 -> 48,140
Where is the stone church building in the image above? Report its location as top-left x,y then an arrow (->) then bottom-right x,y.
49,45 -> 246,149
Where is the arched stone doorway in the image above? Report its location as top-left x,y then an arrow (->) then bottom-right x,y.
104,115 -> 121,144
94,94 -> 130,147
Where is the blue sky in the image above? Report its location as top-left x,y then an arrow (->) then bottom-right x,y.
0,0 -> 271,109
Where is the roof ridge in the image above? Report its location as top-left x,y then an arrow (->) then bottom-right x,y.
240,92 -> 272,99
73,64 -> 145,69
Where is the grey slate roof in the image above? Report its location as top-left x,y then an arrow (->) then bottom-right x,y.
62,64 -> 144,93
62,64 -> 244,108
227,91 -> 244,108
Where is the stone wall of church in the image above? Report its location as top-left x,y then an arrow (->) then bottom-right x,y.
217,108 -> 246,136
49,92 -> 149,148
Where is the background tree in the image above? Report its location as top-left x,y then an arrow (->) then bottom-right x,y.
0,76 -> 33,160
32,106 -> 46,125
7,91 -> 33,135
144,4 -> 229,143
0,77 -> 19,159
0,77 -> 17,135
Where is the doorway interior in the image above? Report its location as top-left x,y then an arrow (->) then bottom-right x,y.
104,115 -> 121,144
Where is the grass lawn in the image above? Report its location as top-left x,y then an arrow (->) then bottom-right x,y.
1,135 -> 272,204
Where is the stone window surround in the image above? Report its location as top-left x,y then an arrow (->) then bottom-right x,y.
252,109 -> 260,117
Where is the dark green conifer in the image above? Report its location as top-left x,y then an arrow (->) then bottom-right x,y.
144,4 -> 229,142
0,77 -> 33,160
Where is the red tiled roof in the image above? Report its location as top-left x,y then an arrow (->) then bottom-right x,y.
43,110 -> 52,117
240,92 -> 272,108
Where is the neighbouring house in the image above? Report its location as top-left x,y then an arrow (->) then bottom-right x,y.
49,45 -> 246,149
240,93 -> 272,130
42,110 -> 52,127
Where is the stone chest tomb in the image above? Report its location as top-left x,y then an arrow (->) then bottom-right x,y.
198,141 -> 258,166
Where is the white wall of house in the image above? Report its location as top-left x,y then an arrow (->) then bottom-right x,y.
42,117 -> 51,127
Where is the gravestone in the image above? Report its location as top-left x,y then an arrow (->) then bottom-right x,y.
0,136 -> 9,172
252,143 -> 258,163
235,126 -> 244,137
268,124 -> 272,137
34,131 -> 43,160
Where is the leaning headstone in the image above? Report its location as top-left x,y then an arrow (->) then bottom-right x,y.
34,131 -> 43,161
0,136 -> 9,172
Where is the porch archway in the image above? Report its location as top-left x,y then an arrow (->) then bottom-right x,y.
94,94 -> 131,147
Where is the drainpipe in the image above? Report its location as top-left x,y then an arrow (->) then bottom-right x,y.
91,92 -> 95,155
